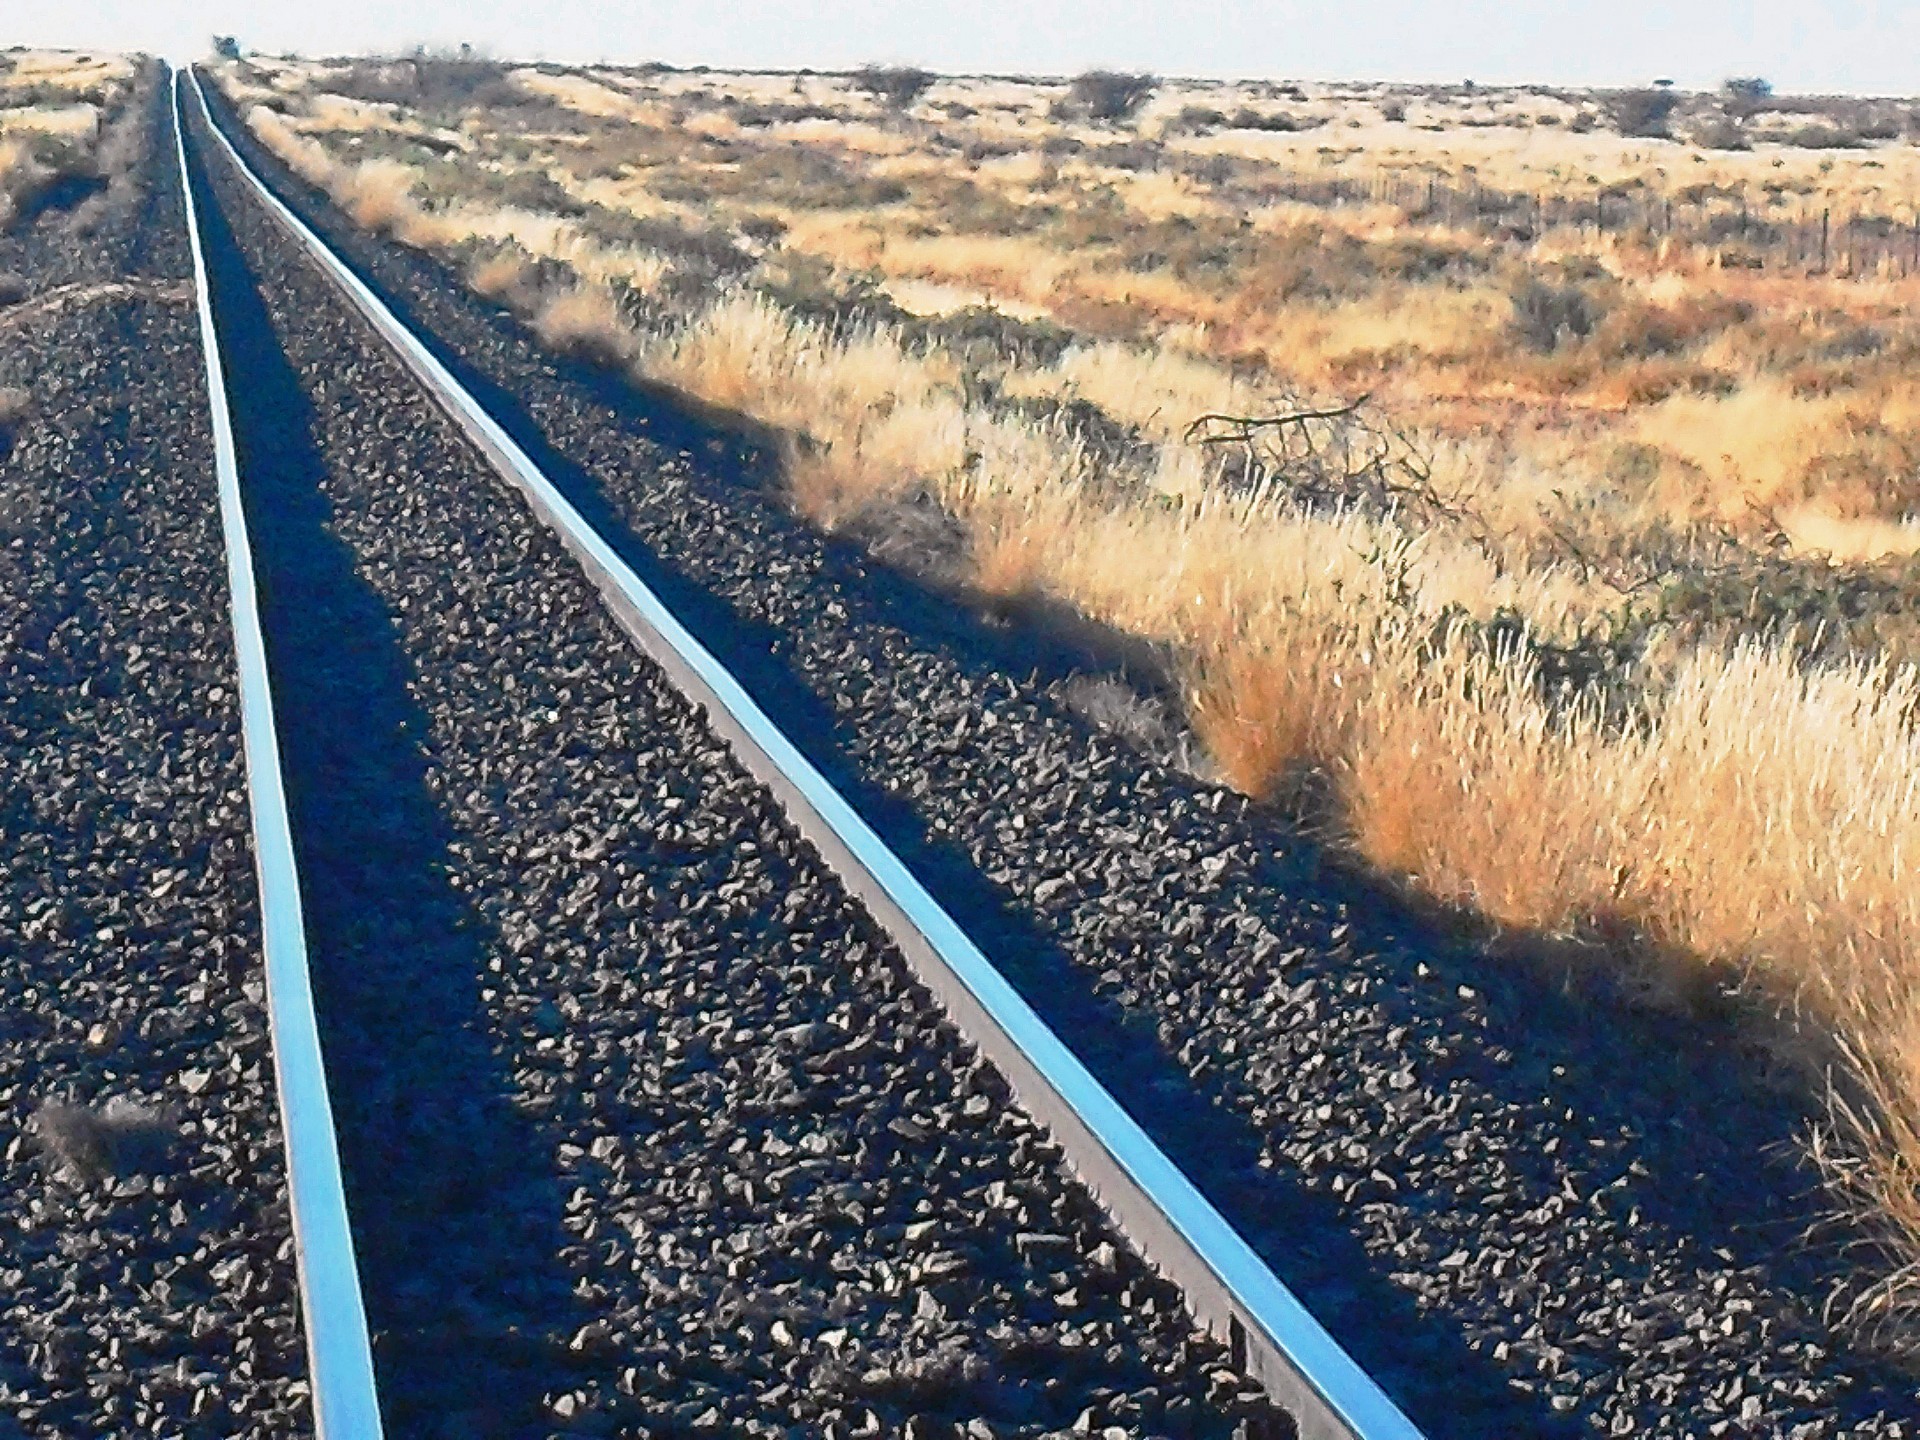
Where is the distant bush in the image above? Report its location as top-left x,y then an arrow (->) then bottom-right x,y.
1512,279 -> 1602,353
1607,88 -> 1680,138
1062,70 -> 1157,123
1087,140 -> 1163,171
1168,104 -> 1226,134
1784,122 -> 1867,149
1227,107 -> 1320,133
736,214 -> 787,245
729,99 -> 843,128
1691,115 -> 1750,150
853,65 -> 935,109
960,136 -> 1022,163
1184,153 -> 1236,185
332,49 -> 520,112
1379,98 -> 1407,122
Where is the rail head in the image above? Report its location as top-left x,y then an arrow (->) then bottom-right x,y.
173,68 -> 385,1440
186,66 -> 1425,1440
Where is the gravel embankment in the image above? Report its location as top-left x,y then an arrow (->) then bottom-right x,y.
199,75 -> 1920,1436
188,90 -> 1290,1440
0,74 -> 309,1439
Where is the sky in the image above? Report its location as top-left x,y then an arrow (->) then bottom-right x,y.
8,0 -> 1920,96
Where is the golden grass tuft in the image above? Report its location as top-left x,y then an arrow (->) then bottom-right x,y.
246,105 -> 338,190
532,282 -> 636,367
469,250 -> 534,310
336,160 -> 420,233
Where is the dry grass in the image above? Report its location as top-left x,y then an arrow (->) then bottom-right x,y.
216,55 -> 1920,1340
469,249 -> 533,306
532,282 -> 636,366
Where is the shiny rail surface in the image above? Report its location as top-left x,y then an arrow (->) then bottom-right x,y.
184,66 -> 1426,1440
171,71 -> 386,1440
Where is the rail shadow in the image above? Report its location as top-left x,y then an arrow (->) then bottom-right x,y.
184,109 -> 584,1440
195,80 -> 1919,1432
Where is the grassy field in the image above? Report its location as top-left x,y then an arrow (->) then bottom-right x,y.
211,50 -> 1920,1343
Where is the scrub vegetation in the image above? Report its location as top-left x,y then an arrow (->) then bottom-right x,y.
0,49 -> 150,232
210,50 -> 1920,1342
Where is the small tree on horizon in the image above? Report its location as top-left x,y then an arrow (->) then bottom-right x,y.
853,64 -> 936,109
1062,70 -> 1158,123
1607,86 -> 1680,138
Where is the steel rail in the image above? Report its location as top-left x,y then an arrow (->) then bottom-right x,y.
172,70 -> 386,1440
186,68 -> 1425,1440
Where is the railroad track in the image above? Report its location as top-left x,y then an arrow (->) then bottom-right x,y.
172,67 -> 1422,1440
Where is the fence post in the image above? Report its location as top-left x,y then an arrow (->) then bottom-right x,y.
1821,207 -> 1830,271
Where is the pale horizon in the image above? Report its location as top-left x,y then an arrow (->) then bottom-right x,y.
8,1 -> 1919,99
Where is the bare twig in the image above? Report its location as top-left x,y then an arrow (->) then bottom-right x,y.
1183,393 -> 1374,444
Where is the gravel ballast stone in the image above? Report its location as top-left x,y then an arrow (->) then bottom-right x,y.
0,72 -> 307,1439
187,95 -> 1290,1440
195,74 -> 1920,1436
